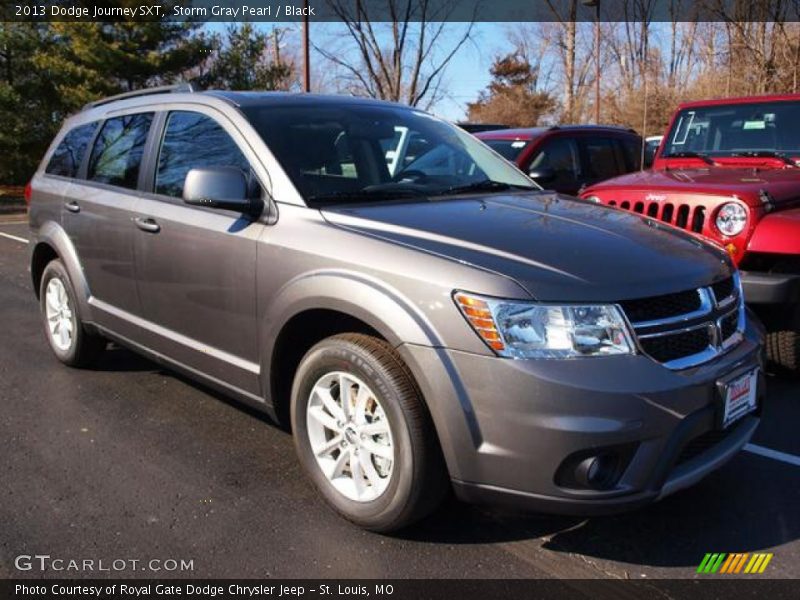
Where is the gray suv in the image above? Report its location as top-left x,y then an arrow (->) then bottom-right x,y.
28,86 -> 764,531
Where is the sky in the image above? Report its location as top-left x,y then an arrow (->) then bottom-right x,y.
204,21 -> 512,122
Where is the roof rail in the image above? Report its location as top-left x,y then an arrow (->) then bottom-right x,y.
83,83 -> 194,110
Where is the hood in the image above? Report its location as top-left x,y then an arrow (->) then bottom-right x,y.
321,192 -> 731,302
587,167 -> 800,206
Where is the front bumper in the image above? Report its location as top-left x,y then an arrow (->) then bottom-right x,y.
741,270 -> 800,304
398,318 -> 764,515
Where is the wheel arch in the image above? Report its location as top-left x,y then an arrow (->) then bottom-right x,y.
31,221 -> 93,319
262,271 -> 445,428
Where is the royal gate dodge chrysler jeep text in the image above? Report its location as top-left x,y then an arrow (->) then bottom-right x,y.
28,87 -> 764,531
582,93 -> 800,373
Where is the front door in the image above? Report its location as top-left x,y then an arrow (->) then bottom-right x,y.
133,110 -> 264,395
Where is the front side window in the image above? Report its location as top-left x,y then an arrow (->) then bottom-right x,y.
529,138 -> 580,189
662,100 -> 800,157
155,111 -> 252,198
46,122 -> 98,178
483,139 -> 531,162
242,104 -> 537,205
88,113 -> 153,189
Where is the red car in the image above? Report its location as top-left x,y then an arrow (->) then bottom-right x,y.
476,125 -> 642,196
582,93 -> 800,372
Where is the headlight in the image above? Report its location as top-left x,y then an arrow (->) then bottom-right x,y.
716,202 -> 747,236
454,292 -> 634,359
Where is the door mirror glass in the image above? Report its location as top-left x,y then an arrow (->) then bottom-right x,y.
183,167 -> 252,212
528,166 -> 557,183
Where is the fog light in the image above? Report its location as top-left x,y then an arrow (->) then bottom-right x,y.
576,454 -> 621,490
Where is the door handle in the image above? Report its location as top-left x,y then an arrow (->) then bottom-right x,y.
64,201 -> 80,213
134,217 -> 161,233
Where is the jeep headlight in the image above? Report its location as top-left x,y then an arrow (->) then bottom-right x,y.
454,292 -> 634,358
716,202 -> 747,236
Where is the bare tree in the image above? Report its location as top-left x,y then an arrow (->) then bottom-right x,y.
316,0 -> 475,109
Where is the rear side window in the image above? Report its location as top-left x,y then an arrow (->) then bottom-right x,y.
619,137 -> 642,171
88,113 -> 153,190
45,123 -> 98,178
155,111 -> 251,198
582,137 -> 623,180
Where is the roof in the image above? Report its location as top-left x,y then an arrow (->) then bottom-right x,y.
677,92 -> 800,111
81,85 -> 420,114
204,90 -> 411,110
476,124 -> 638,140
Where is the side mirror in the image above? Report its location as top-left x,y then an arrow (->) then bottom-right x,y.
528,166 -> 557,184
183,167 -> 258,214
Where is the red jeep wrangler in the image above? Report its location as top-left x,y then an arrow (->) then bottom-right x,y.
581,94 -> 800,372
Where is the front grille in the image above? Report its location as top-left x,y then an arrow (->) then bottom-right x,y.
608,200 -> 707,233
675,427 -> 736,466
619,289 -> 701,323
640,327 -> 710,363
618,274 -> 744,369
712,277 -> 735,304
720,311 -> 739,341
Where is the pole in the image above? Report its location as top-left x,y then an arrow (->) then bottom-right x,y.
302,0 -> 311,92
595,1 -> 601,123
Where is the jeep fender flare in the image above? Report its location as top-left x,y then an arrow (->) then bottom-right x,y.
748,208 -> 800,254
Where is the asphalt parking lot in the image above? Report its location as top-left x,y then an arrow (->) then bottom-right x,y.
0,217 -> 798,580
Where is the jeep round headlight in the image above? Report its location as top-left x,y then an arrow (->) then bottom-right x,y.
716,202 -> 747,236
454,292 -> 634,359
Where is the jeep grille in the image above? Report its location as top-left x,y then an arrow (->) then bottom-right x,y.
608,200 -> 707,234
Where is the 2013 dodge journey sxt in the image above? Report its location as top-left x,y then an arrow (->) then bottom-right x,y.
27,86 -> 765,531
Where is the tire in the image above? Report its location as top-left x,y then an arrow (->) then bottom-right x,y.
39,259 -> 106,367
291,333 -> 448,532
766,330 -> 800,376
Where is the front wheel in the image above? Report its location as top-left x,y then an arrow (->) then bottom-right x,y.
766,330 -> 800,375
290,334 -> 448,532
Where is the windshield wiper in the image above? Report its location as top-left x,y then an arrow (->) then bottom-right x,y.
730,151 -> 798,167
431,180 -> 538,197
307,187 -> 428,205
661,151 -> 719,165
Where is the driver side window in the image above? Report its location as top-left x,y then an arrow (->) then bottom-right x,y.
155,111 -> 252,198
529,138 -> 580,188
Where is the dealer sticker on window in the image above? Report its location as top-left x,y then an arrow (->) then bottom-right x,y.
722,369 -> 759,428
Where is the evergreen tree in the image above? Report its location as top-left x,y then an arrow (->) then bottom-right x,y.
199,24 -> 295,91
467,51 -> 556,127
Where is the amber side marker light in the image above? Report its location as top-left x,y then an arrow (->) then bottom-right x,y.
726,243 -> 737,256
454,292 -> 505,352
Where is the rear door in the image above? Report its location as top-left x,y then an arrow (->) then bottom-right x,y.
132,109 -> 265,395
61,112 -> 154,339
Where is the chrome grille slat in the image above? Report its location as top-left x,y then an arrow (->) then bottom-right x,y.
618,274 -> 745,370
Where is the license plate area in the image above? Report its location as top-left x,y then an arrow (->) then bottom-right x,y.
719,368 -> 759,429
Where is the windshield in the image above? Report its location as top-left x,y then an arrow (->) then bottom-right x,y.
482,139 -> 531,162
243,103 -> 537,205
661,100 -> 800,158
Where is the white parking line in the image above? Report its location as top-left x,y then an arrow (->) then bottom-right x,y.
0,231 -> 29,244
744,443 -> 800,467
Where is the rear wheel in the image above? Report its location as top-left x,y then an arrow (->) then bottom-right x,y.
291,333 -> 448,532
39,259 -> 105,367
766,330 -> 800,375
